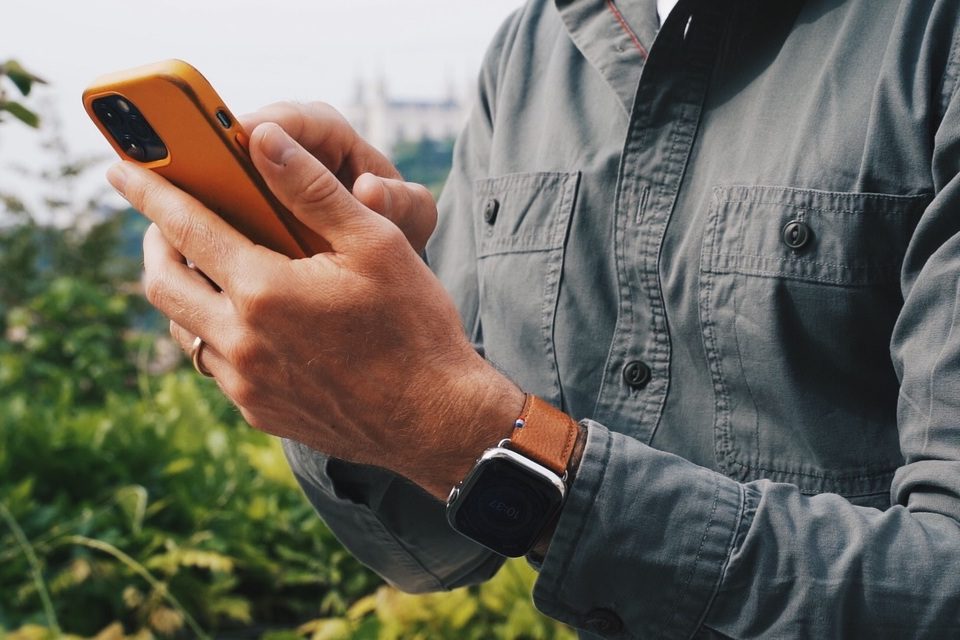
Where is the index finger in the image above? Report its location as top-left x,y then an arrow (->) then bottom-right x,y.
107,161 -> 277,293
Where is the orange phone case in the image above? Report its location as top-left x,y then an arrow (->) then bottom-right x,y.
82,59 -> 329,258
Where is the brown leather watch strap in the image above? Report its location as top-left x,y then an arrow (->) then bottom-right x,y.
508,394 -> 580,476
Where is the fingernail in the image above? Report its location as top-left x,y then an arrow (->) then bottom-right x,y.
106,163 -> 128,195
260,124 -> 297,166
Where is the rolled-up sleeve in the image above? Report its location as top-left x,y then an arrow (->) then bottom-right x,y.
533,422 -> 745,639
533,423 -> 960,638
283,439 -> 504,593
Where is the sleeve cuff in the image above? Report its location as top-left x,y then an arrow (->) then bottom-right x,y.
283,438 -> 504,593
532,421 -> 747,639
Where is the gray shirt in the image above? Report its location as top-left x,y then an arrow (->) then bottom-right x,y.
283,0 -> 960,636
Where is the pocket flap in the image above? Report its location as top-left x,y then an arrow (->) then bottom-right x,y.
474,171 -> 580,257
704,186 -> 931,286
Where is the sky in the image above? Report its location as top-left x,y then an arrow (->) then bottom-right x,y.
0,0 -> 524,222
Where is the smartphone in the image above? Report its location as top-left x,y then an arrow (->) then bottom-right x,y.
82,59 -> 329,258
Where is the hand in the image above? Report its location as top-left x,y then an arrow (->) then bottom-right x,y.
111,122 -> 522,499
241,102 -> 436,253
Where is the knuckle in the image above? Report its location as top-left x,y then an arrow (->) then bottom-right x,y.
297,170 -> 342,209
378,221 -> 408,248
238,406 -> 267,432
226,377 -> 259,410
167,211 -> 211,253
233,277 -> 278,323
136,183 -> 218,256
134,178 -> 168,218
410,182 -> 433,204
267,99 -> 300,113
267,100 -> 306,129
365,223 -> 407,261
143,271 -> 170,309
306,101 -> 342,121
123,178 -> 147,214
223,336 -> 260,376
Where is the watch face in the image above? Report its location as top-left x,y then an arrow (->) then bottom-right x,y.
447,450 -> 564,557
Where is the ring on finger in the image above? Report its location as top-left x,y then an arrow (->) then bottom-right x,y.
190,336 -> 215,378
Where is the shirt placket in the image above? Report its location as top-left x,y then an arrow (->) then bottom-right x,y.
593,1 -> 728,441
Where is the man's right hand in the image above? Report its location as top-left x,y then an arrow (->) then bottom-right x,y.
241,102 -> 437,253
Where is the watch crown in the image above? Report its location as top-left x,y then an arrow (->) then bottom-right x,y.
446,486 -> 460,505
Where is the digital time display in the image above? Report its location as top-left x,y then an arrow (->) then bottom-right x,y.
448,454 -> 564,557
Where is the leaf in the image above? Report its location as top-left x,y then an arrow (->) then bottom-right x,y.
163,457 -> 194,475
148,606 -> 185,636
115,485 -> 148,535
2,60 -> 48,96
346,594 -> 378,621
304,619 -> 351,640
0,101 -> 39,128
146,548 -> 235,574
208,595 -> 252,624
91,622 -> 125,640
6,624 -> 57,640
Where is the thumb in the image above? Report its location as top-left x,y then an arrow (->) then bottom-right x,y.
353,174 -> 437,253
249,122 -> 379,251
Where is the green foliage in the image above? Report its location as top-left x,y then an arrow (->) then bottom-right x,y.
1,276 -> 138,405
0,368 -> 381,637
291,560 -> 576,640
0,60 -> 46,128
0,207 -> 153,405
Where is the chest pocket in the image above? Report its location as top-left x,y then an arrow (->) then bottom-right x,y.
699,185 -> 930,496
473,172 -> 580,407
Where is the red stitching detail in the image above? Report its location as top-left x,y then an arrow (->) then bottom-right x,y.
605,0 -> 649,60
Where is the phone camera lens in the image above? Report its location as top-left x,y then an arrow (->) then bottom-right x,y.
128,114 -> 152,139
95,102 -> 119,125
121,135 -> 146,161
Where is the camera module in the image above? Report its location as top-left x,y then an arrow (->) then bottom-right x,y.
91,95 -> 167,163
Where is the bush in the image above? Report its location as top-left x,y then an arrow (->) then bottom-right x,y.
0,365 -> 381,637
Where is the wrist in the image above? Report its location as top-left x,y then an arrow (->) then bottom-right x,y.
444,392 -> 583,557
404,359 -> 525,500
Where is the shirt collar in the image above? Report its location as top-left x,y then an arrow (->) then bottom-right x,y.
554,0 -> 660,114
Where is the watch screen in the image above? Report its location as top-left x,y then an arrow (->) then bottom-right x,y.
452,457 -> 563,557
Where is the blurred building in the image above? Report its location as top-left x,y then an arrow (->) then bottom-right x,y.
344,76 -> 468,157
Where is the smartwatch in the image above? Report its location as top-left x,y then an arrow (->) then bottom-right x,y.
445,394 -> 580,557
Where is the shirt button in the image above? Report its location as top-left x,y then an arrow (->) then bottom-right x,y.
483,198 -> 500,224
584,608 -> 624,634
781,220 -> 812,250
622,360 -> 651,390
